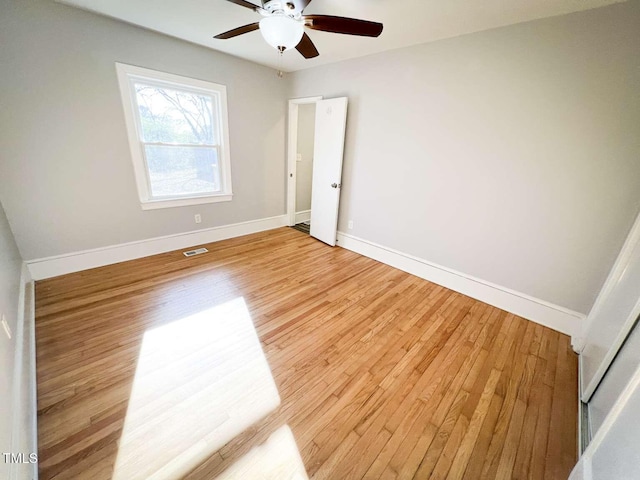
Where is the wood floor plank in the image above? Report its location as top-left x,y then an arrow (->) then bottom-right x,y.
480,320 -> 530,479
461,393 -> 504,480
413,389 -> 470,479
512,355 -> 546,480
35,227 -> 578,480
363,399 -> 427,478
446,368 -> 501,480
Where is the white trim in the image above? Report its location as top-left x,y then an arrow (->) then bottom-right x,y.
287,96 -> 322,226
25,279 -> 36,480
294,210 -> 311,224
140,194 -> 232,210
10,264 -> 37,480
10,265 -> 26,479
578,353 -> 589,456
26,215 -> 288,280
336,232 -> 583,337
574,210 -> 640,352
115,62 -> 233,210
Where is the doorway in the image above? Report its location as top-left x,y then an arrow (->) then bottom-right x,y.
287,96 -> 321,234
287,96 -> 349,246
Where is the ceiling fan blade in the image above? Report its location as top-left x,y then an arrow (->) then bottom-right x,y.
304,15 -> 383,37
223,0 -> 262,12
214,22 -> 260,39
295,32 -> 319,59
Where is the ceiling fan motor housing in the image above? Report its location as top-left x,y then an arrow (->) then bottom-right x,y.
262,1 -> 300,17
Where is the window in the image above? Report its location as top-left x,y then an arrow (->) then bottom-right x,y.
116,63 -> 232,209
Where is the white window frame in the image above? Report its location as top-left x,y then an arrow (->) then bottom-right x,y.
116,63 -> 233,210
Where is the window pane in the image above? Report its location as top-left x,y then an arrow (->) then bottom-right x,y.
134,83 -> 217,145
145,146 -> 220,197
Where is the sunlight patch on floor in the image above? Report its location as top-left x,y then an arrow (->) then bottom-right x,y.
113,297 -> 281,480
215,425 -> 308,480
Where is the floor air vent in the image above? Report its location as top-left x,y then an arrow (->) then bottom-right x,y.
183,247 -> 208,257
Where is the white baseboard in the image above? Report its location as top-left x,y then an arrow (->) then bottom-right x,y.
10,263 -> 37,480
336,232 -> 584,338
27,215 -> 288,280
295,210 -> 311,224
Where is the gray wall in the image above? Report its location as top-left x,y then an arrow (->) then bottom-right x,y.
290,1 -> 640,314
295,103 -> 315,213
0,0 -> 289,260
0,201 -> 24,477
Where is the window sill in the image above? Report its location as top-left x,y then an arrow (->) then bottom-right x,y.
140,194 -> 233,210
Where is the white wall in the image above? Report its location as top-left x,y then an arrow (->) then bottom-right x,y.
295,103 -> 316,214
0,202 -> 26,479
290,1 -> 640,314
0,0 -> 289,261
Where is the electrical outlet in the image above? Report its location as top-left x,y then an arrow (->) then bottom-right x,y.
296,153 -> 302,162
194,214 -> 202,224
1,314 -> 11,339
348,220 -> 354,230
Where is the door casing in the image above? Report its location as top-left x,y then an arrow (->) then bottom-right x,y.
286,96 -> 323,227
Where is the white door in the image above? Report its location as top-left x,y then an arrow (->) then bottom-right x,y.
580,212 -> 640,403
310,97 -> 348,246
569,334 -> 640,480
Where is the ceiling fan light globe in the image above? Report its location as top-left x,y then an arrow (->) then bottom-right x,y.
259,15 -> 304,51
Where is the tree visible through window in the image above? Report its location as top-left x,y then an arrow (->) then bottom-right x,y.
116,64 -> 232,209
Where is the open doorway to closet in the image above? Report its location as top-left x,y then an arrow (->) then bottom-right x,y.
287,97 -> 319,235
287,96 -> 349,246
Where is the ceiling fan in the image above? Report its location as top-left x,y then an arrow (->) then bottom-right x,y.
214,0 -> 383,59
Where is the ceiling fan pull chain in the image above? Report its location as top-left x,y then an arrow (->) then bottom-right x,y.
277,47 -> 284,78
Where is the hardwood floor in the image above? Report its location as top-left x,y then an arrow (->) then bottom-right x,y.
35,227 -> 578,479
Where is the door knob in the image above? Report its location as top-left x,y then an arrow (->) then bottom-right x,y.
331,183 -> 341,189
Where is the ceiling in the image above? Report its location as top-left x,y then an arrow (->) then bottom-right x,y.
55,0 -> 624,72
